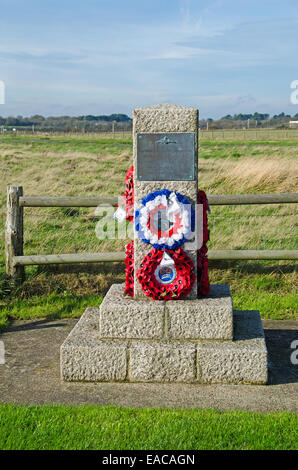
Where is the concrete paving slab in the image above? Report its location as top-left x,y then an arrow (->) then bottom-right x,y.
0,317 -> 297,413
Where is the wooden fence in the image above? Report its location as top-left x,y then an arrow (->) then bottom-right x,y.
5,185 -> 298,284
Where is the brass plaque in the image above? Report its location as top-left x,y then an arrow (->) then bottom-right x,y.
137,133 -> 196,181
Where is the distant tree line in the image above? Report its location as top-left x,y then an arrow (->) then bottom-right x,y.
1,112 -> 298,132
0,114 -> 132,132
200,112 -> 298,130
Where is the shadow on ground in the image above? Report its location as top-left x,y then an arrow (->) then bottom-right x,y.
264,324 -> 298,385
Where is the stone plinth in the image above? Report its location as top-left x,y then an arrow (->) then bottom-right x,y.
166,284 -> 233,340
99,283 -> 233,340
197,311 -> 268,384
99,284 -> 164,339
61,308 -> 128,382
60,284 -> 268,384
60,101 -> 268,386
129,341 -> 196,383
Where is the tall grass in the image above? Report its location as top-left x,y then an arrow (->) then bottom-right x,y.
207,157 -> 298,192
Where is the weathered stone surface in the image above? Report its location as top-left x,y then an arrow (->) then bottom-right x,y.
133,104 -> 198,299
197,310 -> 268,384
133,104 -> 199,135
129,341 -> 196,382
134,180 -> 198,203
61,307 -> 127,382
99,284 -> 165,339
61,285 -> 268,385
166,284 -> 233,340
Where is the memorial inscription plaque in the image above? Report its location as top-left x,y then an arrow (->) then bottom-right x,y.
137,133 -> 196,181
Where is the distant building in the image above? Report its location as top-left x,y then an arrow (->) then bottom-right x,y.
289,121 -> 298,128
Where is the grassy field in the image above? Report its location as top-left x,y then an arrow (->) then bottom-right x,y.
0,404 -> 297,450
0,133 -> 297,329
200,128 -> 298,140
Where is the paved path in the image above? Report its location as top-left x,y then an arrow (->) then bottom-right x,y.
0,318 -> 297,413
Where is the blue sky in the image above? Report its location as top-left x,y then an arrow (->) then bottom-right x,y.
0,0 -> 298,118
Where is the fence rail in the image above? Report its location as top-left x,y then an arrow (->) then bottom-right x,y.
13,250 -> 298,267
19,193 -> 298,207
5,185 -> 298,284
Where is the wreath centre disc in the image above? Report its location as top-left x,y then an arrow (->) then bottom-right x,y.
154,252 -> 177,285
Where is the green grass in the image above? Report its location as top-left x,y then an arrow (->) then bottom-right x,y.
0,404 -> 297,450
233,291 -> 297,320
211,262 -> 297,321
0,135 -> 132,155
200,128 -> 298,141
0,262 -> 124,330
201,139 -> 298,147
0,291 -> 103,326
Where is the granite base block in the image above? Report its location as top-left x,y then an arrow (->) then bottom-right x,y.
99,283 -> 233,341
99,284 -> 164,339
197,310 -> 268,384
61,307 -> 128,382
129,341 -> 196,383
166,284 -> 233,340
61,290 -> 268,384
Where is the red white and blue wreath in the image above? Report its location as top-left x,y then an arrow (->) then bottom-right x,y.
135,189 -> 195,250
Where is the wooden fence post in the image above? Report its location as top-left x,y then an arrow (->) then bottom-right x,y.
5,185 -> 25,284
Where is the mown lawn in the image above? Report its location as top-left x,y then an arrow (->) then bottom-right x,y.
0,404 -> 297,450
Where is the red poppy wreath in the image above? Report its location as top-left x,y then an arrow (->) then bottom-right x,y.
124,241 -> 134,296
114,165 -> 134,223
197,190 -> 210,296
136,248 -> 196,301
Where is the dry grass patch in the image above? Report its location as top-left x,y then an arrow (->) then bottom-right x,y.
199,155 -> 298,193
221,157 -> 298,192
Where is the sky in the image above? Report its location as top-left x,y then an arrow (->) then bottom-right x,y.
0,0 -> 298,118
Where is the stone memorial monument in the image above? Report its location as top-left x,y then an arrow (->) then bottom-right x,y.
61,104 -> 268,384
